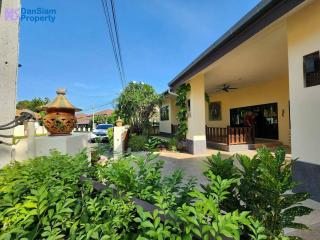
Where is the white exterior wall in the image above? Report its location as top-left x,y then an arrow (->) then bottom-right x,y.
159,98 -> 172,134
287,1 -> 320,165
159,96 -> 178,134
0,0 -> 20,167
13,124 -> 48,137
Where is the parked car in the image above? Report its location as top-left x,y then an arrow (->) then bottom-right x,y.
89,124 -> 113,143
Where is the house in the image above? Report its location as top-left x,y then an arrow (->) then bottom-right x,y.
159,0 -> 320,200
75,109 -> 114,129
0,0 -> 21,167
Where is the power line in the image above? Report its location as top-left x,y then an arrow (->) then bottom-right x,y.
79,100 -> 115,113
100,0 -> 126,89
101,0 -> 123,86
110,0 -> 126,84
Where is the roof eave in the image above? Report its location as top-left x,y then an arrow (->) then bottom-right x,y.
168,0 -> 304,89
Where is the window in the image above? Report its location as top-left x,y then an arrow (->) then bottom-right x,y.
160,106 -> 169,121
304,51 -> 320,87
209,102 -> 222,121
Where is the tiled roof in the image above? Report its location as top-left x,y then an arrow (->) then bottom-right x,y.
75,109 -> 114,125
94,109 -> 113,116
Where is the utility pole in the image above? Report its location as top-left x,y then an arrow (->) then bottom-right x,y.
92,104 -> 96,129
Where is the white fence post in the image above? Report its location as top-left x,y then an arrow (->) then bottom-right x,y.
113,125 -> 129,159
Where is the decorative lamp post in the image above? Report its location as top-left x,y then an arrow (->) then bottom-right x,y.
115,117 -> 123,127
43,88 -> 81,136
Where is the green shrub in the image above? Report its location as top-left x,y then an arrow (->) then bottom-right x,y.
0,151 -> 269,239
91,143 -> 110,164
0,151 -> 135,239
128,134 -> 148,152
168,137 -> 178,152
107,127 -> 114,148
96,153 -> 196,205
204,148 -> 313,239
144,137 -> 168,151
134,172 -> 267,240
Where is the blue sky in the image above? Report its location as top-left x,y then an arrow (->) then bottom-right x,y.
18,0 -> 259,113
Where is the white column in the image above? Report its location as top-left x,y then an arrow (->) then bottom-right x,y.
186,74 -> 207,154
0,0 -> 21,167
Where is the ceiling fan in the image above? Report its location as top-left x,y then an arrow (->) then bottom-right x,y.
215,84 -> 238,93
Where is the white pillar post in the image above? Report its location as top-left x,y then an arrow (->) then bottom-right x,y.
26,120 -> 36,159
186,74 -> 207,154
113,126 -> 128,159
0,0 -> 21,167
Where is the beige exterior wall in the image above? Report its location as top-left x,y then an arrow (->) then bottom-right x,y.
159,96 -> 178,134
287,0 -> 320,165
206,76 -> 290,145
0,0 -> 20,167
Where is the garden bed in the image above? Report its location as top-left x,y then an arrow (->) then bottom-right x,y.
0,148 -> 312,239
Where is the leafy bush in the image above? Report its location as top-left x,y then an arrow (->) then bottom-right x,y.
134,172 -> 267,240
144,137 -> 168,151
204,148 -> 313,239
91,143 -> 111,164
0,151 -> 269,239
0,151 -> 134,239
107,127 -> 114,148
168,137 -> 178,152
96,153 -> 196,205
128,134 -> 148,152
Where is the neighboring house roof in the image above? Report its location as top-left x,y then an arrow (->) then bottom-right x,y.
168,0 -> 304,89
94,109 -> 113,116
77,117 -> 91,125
16,109 -> 41,120
75,109 -> 114,125
76,114 -> 91,125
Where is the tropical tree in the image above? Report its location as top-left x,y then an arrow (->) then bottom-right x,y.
16,97 -> 50,112
115,81 -> 160,134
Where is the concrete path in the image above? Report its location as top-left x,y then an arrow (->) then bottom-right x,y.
158,150 -> 320,239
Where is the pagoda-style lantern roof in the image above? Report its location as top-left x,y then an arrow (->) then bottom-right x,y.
43,88 -> 81,112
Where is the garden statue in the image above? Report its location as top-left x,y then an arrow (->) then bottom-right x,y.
43,88 -> 81,136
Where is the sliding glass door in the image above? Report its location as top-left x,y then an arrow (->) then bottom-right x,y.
230,103 -> 279,140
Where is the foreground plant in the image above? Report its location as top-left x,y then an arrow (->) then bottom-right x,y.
96,153 -> 196,205
135,172 -> 267,240
204,148 -> 313,239
0,152 -> 134,239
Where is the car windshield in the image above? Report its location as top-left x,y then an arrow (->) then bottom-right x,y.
96,125 -> 112,130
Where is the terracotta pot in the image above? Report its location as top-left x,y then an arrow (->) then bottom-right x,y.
43,89 -> 81,136
44,110 -> 77,136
